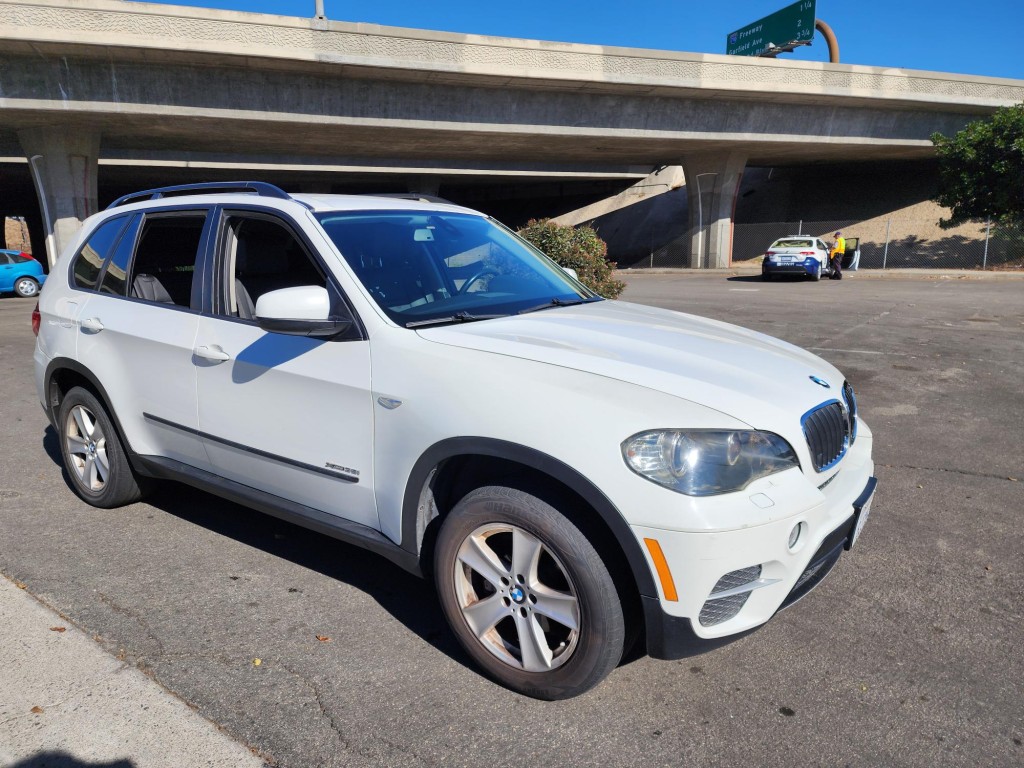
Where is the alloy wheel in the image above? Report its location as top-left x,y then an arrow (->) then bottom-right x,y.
453,523 -> 581,672
65,404 -> 109,492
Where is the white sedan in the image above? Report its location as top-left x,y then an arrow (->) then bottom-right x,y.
761,236 -> 831,281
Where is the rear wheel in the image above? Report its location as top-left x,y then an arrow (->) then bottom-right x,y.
434,485 -> 625,700
58,387 -> 145,508
14,277 -> 39,297
762,271 -> 772,281
812,262 -> 822,281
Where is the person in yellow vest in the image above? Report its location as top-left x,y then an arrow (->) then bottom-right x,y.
830,231 -> 846,280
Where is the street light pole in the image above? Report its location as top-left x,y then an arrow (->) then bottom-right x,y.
314,1 -> 325,19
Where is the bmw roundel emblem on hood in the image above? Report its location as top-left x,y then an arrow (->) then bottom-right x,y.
809,375 -> 831,389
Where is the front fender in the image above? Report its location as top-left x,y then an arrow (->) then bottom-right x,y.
400,436 -> 658,601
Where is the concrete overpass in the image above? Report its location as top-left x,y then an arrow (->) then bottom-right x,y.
2,0 -> 1023,267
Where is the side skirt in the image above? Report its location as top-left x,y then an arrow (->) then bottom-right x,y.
135,455 -> 422,577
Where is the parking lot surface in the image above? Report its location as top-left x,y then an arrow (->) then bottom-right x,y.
1,272 -> 1022,767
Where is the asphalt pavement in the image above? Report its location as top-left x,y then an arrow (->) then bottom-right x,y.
1,269 -> 1022,767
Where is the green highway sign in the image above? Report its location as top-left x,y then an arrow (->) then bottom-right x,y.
726,1 -> 816,57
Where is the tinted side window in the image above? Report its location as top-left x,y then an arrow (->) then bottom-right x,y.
98,216 -> 142,297
72,218 -> 128,290
129,214 -> 206,307
0,253 -> 12,265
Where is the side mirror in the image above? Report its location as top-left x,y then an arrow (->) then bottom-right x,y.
255,286 -> 352,338
562,267 -> 579,280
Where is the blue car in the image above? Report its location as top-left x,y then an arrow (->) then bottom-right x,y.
0,250 -> 46,297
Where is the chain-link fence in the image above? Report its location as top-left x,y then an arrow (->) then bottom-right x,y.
857,218 -> 1024,270
628,217 -> 1024,270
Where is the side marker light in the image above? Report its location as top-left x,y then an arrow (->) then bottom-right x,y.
643,538 -> 679,602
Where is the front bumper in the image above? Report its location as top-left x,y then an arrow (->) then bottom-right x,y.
642,489 -> 870,658
634,431 -> 875,659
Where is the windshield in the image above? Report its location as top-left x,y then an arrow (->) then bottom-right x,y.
317,211 -> 599,327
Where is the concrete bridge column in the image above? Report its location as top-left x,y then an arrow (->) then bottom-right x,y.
681,151 -> 746,268
19,128 -> 100,268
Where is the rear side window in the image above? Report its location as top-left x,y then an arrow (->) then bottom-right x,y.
98,216 -> 142,297
129,214 -> 206,307
72,218 -> 129,290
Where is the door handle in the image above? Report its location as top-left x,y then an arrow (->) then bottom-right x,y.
193,344 -> 231,362
80,317 -> 104,333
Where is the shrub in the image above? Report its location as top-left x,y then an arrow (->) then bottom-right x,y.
517,219 -> 625,299
932,102 -> 1024,228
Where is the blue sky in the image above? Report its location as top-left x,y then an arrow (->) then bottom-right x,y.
137,0 -> 1023,80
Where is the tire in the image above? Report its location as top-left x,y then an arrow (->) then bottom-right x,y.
812,262 -> 822,281
762,272 -> 772,281
14,277 -> 40,298
434,485 -> 625,700
57,387 -> 144,508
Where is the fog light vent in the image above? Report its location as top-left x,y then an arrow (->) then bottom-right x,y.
699,565 -> 763,627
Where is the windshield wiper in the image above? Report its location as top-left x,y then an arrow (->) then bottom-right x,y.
406,311 -> 507,329
517,296 -> 601,315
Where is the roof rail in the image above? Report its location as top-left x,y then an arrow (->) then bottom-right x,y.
106,181 -> 291,209
367,192 -> 457,205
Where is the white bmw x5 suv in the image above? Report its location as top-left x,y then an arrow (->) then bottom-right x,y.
34,182 -> 876,699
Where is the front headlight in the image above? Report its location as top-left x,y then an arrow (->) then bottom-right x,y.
621,430 -> 799,496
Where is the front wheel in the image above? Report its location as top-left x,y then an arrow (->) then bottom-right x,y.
434,486 -> 625,700
14,277 -> 40,297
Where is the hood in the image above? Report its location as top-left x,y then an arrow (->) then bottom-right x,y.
416,300 -> 846,431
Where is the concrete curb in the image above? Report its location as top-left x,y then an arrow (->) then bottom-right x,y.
0,574 -> 266,768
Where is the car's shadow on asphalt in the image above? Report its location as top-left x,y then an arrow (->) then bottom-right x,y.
725,275 -> 767,282
43,426 -> 61,464
40,427 -> 476,676
727,274 -> 828,283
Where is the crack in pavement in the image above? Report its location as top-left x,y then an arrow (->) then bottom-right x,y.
272,662 -> 439,767
819,303 -> 899,347
96,591 -> 167,656
276,661 -> 358,757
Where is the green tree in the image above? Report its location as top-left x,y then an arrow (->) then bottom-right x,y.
931,103 -> 1024,228
517,219 -> 625,299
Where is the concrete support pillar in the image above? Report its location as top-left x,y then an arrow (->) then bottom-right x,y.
680,151 -> 746,269
19,128 -> 100,268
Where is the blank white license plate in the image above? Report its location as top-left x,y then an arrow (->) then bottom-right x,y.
851,494 -> 873,547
